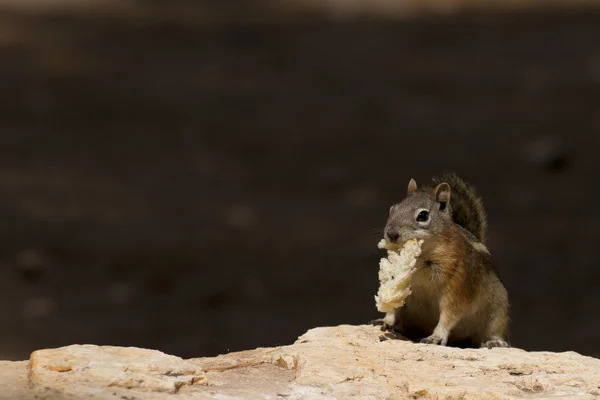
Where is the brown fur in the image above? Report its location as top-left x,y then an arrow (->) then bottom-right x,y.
375,173 -> 510,348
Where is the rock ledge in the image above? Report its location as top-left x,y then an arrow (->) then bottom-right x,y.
2,325 -> 600,399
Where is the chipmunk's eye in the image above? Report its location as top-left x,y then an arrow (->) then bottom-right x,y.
416,210 -> 429,222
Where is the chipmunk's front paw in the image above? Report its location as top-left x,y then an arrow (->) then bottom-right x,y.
370,313 -> 397,332
481,339 -> 509,349
370,318 -> 393,332
420,334 -> 447,346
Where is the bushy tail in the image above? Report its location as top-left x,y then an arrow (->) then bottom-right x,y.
425,172 -> 488,243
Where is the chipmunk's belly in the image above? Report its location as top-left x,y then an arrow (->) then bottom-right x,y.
397,268 -> 441,336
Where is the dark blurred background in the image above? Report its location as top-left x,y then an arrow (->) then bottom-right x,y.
0,0 -> 599,361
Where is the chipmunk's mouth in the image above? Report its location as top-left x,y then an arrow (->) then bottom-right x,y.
385,225 -> 432,245
378,239 -> 400,251
378,238 -> 413,252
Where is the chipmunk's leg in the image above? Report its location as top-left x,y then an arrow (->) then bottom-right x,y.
420,306 -> 460,346
420,287 -> 467,346
481,307 -> 510,348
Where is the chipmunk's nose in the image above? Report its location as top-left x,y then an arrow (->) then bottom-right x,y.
386,229 -> 400,242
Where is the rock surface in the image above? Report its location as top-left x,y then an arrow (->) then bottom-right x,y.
29,345 -> 206,396
3,325 -> 600,399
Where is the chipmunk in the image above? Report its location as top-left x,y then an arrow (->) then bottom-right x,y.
372,173 -> 510,349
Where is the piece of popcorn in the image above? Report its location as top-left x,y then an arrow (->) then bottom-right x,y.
374,238 -> 423,313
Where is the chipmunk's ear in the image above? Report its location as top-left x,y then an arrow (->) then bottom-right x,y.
407,179 -> 418,195
433,182 -> 451,211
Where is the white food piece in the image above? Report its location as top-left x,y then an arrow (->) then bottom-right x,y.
375,238 -> 423,313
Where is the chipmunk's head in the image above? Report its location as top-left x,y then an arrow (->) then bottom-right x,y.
384,178 -> 452,244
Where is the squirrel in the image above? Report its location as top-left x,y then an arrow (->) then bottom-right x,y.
372,173 -> 510,349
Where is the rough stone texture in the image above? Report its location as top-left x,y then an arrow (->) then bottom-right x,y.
28,345 -> 206,395
0,361 -> 29,400
3,325 -> 600,399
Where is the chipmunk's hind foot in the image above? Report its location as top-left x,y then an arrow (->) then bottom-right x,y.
481,339 -> 509,349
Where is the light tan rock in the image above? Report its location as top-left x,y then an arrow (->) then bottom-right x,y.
270,325 -> 600,399
0,360 -> 29,400
2,325 -> 600,399
28,344 -> 207,398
